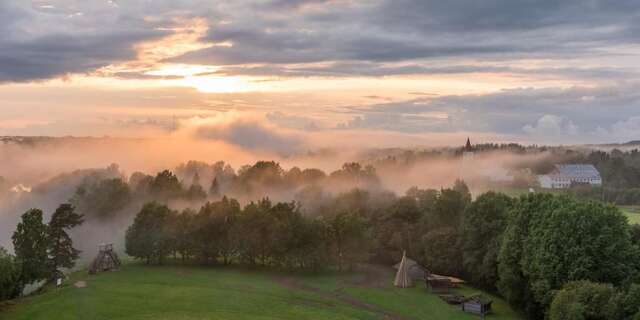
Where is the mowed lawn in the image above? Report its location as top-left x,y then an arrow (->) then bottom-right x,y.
621,206 -> 640,225
1,263 -> 523,320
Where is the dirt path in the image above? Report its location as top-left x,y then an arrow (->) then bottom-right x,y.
347,264 -> 396,289
273,276 -> 411,320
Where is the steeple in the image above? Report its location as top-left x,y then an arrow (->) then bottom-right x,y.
464,137 -> 473,152
461,137 -> 475,186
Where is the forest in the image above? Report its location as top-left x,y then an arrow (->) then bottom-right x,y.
1,157 -> 640,319
2,145 -> 640,319
120,187 -> 640,320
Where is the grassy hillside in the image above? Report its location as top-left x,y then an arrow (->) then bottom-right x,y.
1,263 -> 523,320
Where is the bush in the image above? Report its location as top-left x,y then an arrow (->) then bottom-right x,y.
549,281 -> 615,320
610,284 -> 640,320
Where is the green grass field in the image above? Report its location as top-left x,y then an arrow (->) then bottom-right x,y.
1,263 -> 523,320
621,206 -> 640,225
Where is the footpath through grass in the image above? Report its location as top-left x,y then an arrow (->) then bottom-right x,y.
1,263 -> 523,320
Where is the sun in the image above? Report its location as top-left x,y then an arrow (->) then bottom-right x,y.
180,75 -> 253,93
143,63 -> 258,93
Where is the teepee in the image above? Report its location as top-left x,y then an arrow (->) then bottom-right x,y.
394,251 -> 414,288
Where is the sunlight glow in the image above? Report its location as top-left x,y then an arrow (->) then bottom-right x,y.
94,17 -> 213,79
146,64 -> 218,77
179,76 -> 254,93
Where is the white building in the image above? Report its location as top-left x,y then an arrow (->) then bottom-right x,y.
538,164 -> 602,189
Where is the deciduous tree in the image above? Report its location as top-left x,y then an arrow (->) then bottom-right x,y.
46,204 -> 84,280
12,209 -> 48,286
498,194 -> 640,318
125,202 -> 173,264
150,170 -> 183,200
549,281 -> 615,320
462,192 -> 512,290
0,247 -> 21,300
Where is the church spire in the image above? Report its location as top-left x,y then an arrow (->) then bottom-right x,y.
464,137 -> 473,152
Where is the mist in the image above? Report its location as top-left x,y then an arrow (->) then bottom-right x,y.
0,113 -> 573,260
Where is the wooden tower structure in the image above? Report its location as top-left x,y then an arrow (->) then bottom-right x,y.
89,243 -> 121,274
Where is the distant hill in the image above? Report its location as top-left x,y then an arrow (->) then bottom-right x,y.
622,140 -> 640,146
583,140 -> 640,149
0,136 -> 146,147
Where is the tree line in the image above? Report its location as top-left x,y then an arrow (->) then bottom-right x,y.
3,156 -> 640,319
123,178 -> 640,319
123,180 -> 473,273
0,204 -> 83,301
70,161 -> 379,221
125,198 -> 364,271
556,149 -> 640,205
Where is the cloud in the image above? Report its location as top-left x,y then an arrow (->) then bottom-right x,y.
266,112 -> 320,131
336,112 -> 451,133
611,117 -> 640,136
259,0 -> 336,10
373,0 -> 640,33
597,117 -> 640,141
213,62 -> 636,81
173,0 -> 640,78
0,1 -> 221,83
332,84 -> 640,143
0,1 -> 170,83
0,0 -> 639,146
176,113 -> 305,155
522,114 -> 579,137
2,0 -> 640,81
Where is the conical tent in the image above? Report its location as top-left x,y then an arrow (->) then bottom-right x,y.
394,251 -> 414,288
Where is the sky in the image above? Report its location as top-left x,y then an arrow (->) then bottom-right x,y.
1,0 -> 639,146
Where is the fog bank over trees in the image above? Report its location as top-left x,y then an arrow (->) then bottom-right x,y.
1,137 -> 640,319
2,137 -> 640,259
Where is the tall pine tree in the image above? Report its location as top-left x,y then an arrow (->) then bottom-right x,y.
47,204 -> 84,280
12,209 -> 48,286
